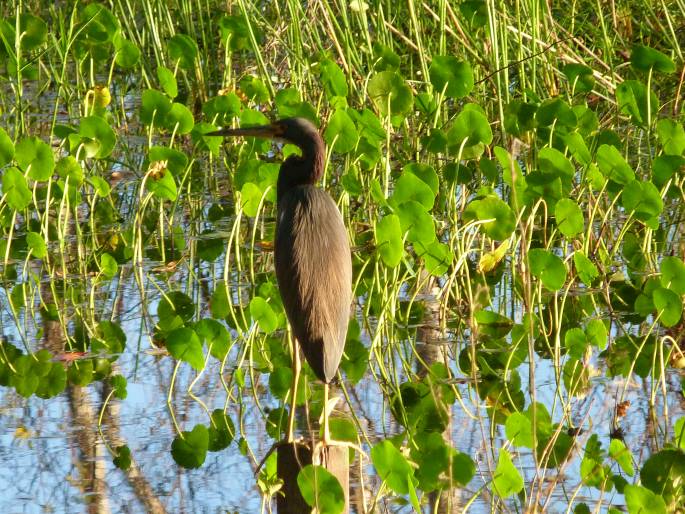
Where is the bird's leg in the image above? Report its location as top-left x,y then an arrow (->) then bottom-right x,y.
287,339 -> 301,443
323,382 -> 331,445
313,381 -> 369,463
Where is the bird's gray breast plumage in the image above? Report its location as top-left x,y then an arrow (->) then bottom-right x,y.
274,185 -> 352,383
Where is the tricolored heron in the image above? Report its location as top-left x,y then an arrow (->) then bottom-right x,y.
210,117 -> 352,445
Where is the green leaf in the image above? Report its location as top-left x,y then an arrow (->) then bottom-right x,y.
596,144 -> 635,185
340,320 -> 368,384
0,127 -> 14,167
474,310 -> 513,338
621,180 -> 663,219
239,76 -> 270,103
375,214 -> 403,267
67,359 -> 94,387
166,327 -> 205,370
653,287 -> 682,327
15,137 -> 54,180
99,252 -> 117,278
616,80 -> 658,127
324,110 -> 358,154
203,94 -> 242,125
164,103 -> 194,134
624,485 -> 666,514
79,4 -> 119,43
429,56 -> 474,98
464,196 -> 515,240
249,297 -> 279,334
157,66 -> 178,98
640,448 -> 685,505
140,89 -> 172,126
493,449 -> 523,497
218,14 -> 253,51
565,327 -> 589,360
631,45 -> 676,74
563,63 -> 595,93
391,378 -> 452,433
265,407 -> 288,440
505,412 -> 533,448
35,362 -> 67,399
372,42 -> 400,71
196,230 -> 224,263
148,146 -> 188,176
390,171 -> 435,210
674,418 -> 685,449
168,34 -> 198,69
18,14 -> 48,50
171,424 -> 209,469
609,438 -> 634,476
504,100 -> 537,135
210,282 -> 231,319
88,176 -> 111,197
528,249 -> 567,291
56,156 -> 84,185
114,37 -> 140,69
411,432 -> 449,491
319,59 -> 348,99
208,409 -> 235,451
195,318 -> 230,361
661,256 -> 685,295
451,451 -> 476,486
396,201 -> 435,244
653,155 -> 685,188
368,71 -> 413,118
415,240 -> 453,276
2,167 -> 31,210
110,374 -> 127,399
269,366 -> 293,401
555,198 -> 584,237
447,104 -> 492,158
563,132 -> 592,166
146,166 -> 178,201
573,252 -> 599,285
239,182 -> 263,217
297,465 -> 345,514
95,320 -> 127,356
113,445 -> 132,470
404,163 -> 439,195
656,119 -> 685,156
586,319 -> 607,350
26,232 -> 47,259
538,147 -> 575,182
275,88 -> 316,120
536,98 -> 577,128
11,355 -> 39,397
580,455 -> 606,489
371,440 -> 416,495
327,418 -> 359,450
78,116 -> 116,159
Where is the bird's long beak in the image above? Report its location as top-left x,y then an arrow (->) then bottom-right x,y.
205,123 -> 284,139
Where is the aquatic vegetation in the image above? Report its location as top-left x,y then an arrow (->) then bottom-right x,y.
0,0 -> 684,512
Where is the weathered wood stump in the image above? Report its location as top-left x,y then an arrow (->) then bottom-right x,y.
277,441 -> 349,513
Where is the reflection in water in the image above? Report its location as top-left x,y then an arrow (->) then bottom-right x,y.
1,295 -> 684,512
0,131 -> 683,514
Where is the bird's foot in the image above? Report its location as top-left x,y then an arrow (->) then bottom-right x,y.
312,439 -> 368,465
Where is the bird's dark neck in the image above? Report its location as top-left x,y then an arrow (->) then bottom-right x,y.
276,136 -> 325,203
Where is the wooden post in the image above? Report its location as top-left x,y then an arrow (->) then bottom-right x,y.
316,444 -> 349,512
277,442 -> 312,514
277,441 -> 349,513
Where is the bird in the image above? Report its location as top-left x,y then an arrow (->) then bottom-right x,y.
209,117 -> 352,446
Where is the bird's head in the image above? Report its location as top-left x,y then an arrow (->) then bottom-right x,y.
207,117 -> 323,153
209,117 -> 326,192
